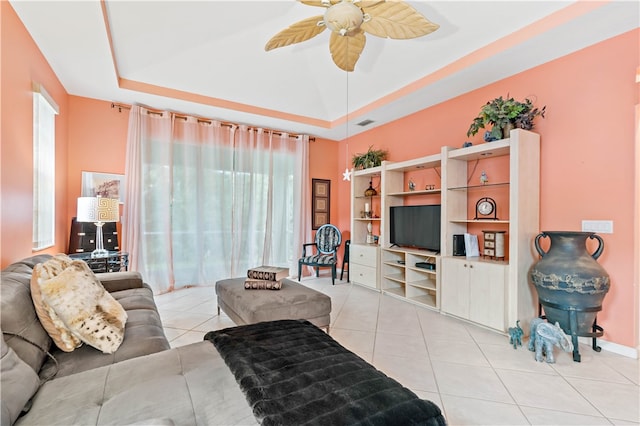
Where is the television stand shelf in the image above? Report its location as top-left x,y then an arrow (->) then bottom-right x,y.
381,247 -> 440,310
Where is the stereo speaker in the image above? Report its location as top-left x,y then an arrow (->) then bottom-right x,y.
453,234 -> 466,256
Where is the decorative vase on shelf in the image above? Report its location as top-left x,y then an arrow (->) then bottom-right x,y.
502,122 -> 515,139
366,222 -> 375,244
529,231 -> 610,338
364,180 -> 377,196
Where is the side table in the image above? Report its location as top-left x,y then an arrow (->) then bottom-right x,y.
69,251 -> 129,273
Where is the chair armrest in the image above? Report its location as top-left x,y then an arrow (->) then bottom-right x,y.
96,271 -> 145,293
302,243 -> 317,257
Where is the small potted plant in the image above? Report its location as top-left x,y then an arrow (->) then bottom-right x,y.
467,95 -> 546,141
352,145 -> 388,169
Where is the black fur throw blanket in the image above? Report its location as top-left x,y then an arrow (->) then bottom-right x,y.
204,319 -> 446,426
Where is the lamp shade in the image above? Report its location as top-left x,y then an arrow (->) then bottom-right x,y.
76,197 -> 119,223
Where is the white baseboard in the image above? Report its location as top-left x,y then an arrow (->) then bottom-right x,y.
578,336 -> 638,359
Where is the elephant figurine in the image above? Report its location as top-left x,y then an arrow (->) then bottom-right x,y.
528,318 -> 573,363
508,320 -> 523,349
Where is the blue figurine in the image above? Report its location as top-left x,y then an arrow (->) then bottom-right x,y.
484,131 -> 498,142
480,171 -> 488,185
508,320 -> 523,349
529,318 -> 573,363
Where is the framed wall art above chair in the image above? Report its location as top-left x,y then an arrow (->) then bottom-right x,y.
312,178 -> 330,230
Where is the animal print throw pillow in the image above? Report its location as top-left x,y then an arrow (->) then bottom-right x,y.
32,254 -> 128,354
31,254 -> 82,352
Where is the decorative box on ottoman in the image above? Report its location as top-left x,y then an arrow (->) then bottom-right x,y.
215,278 -> 331,332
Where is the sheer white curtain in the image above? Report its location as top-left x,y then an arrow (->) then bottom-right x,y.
123,105 -> 309,294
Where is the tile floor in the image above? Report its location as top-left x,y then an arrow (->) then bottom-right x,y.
155,275 -> 640,425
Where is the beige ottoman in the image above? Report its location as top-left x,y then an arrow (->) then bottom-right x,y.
215,278 -> 331,332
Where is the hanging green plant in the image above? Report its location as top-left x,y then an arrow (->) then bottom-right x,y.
352,146 -> 388,169
467,95 -> 546,140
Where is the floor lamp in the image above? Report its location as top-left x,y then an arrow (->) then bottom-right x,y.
76,196 -> 119,258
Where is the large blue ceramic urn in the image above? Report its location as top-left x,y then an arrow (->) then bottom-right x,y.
529,231 -> 610,336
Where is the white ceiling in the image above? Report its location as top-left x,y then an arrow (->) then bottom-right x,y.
10,1 -> 639,140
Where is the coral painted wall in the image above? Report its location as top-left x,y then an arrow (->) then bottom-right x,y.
65,97 -> 129,238
309,137 -> 340,237
1,1 -> 69,265
337,29 -> 639,348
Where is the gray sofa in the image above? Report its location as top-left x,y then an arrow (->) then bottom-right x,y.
1,255 -> 445,425
1,254 -> 255,426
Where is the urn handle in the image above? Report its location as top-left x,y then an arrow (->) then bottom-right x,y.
534,232 -> 548,257
589,234 -> 605,260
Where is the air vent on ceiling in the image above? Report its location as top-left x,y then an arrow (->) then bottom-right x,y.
357,119 -> 375,127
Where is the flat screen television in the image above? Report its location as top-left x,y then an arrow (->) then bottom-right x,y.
389,204 -> 441,252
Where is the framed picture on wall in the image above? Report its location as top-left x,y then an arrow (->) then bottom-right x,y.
312,178 -> 330,230
81,172 -> 125,204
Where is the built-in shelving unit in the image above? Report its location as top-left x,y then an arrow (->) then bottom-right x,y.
348,130 -> 540,330
381,153 -> 442,247
350,167 -> 382,289
379,153 -> 443,308
440,129 -> 540,332
381,247 -> 440,310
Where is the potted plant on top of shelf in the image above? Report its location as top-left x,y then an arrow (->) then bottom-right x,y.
467,95 -> 546,141
352,145 -> 388,169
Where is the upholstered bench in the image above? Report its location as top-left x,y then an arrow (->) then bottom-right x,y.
215,278 -> 332,332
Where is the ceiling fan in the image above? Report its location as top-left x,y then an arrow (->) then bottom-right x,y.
265,0 -> 439,72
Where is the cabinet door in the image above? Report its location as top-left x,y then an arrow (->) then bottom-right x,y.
440,258 -> 470,319
350,244 -> 378,268
351,264 -> 377,288
469,262 -> 507,331
350,244 -> 379,288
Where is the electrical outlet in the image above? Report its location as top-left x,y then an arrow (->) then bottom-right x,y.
581,220 -> 613,234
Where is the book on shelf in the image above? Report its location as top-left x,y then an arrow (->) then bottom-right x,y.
464,233 -> 480,257
247,265 -> 289,281
244,278 -> 282,290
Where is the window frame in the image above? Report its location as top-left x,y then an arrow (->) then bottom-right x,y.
32,83 -> 59,251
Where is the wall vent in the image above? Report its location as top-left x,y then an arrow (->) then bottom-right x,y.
356,119 -> 375,127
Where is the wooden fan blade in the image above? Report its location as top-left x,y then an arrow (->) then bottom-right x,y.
361,1 -> 439,39
299,0 -> 339,6
300,0 -> 383,8
329,30 -> 366,72
358,1 -> 386,8
301,0 -> 382,9
265,15 -> 326,51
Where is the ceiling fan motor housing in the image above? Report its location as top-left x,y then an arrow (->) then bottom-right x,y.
323,1 -> 364,36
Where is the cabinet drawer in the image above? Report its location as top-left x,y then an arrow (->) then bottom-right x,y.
350,264 -> 377,288
69,235 -> 96,253
350,244 -> 378,267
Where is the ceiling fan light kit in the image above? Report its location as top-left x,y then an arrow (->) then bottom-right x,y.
265,0 -> 439,72
323,1 -> 367,35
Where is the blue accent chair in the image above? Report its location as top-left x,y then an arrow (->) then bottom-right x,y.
298,224 -> 342,285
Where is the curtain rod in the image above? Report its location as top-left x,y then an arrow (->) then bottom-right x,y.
111,102 -> 315,141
